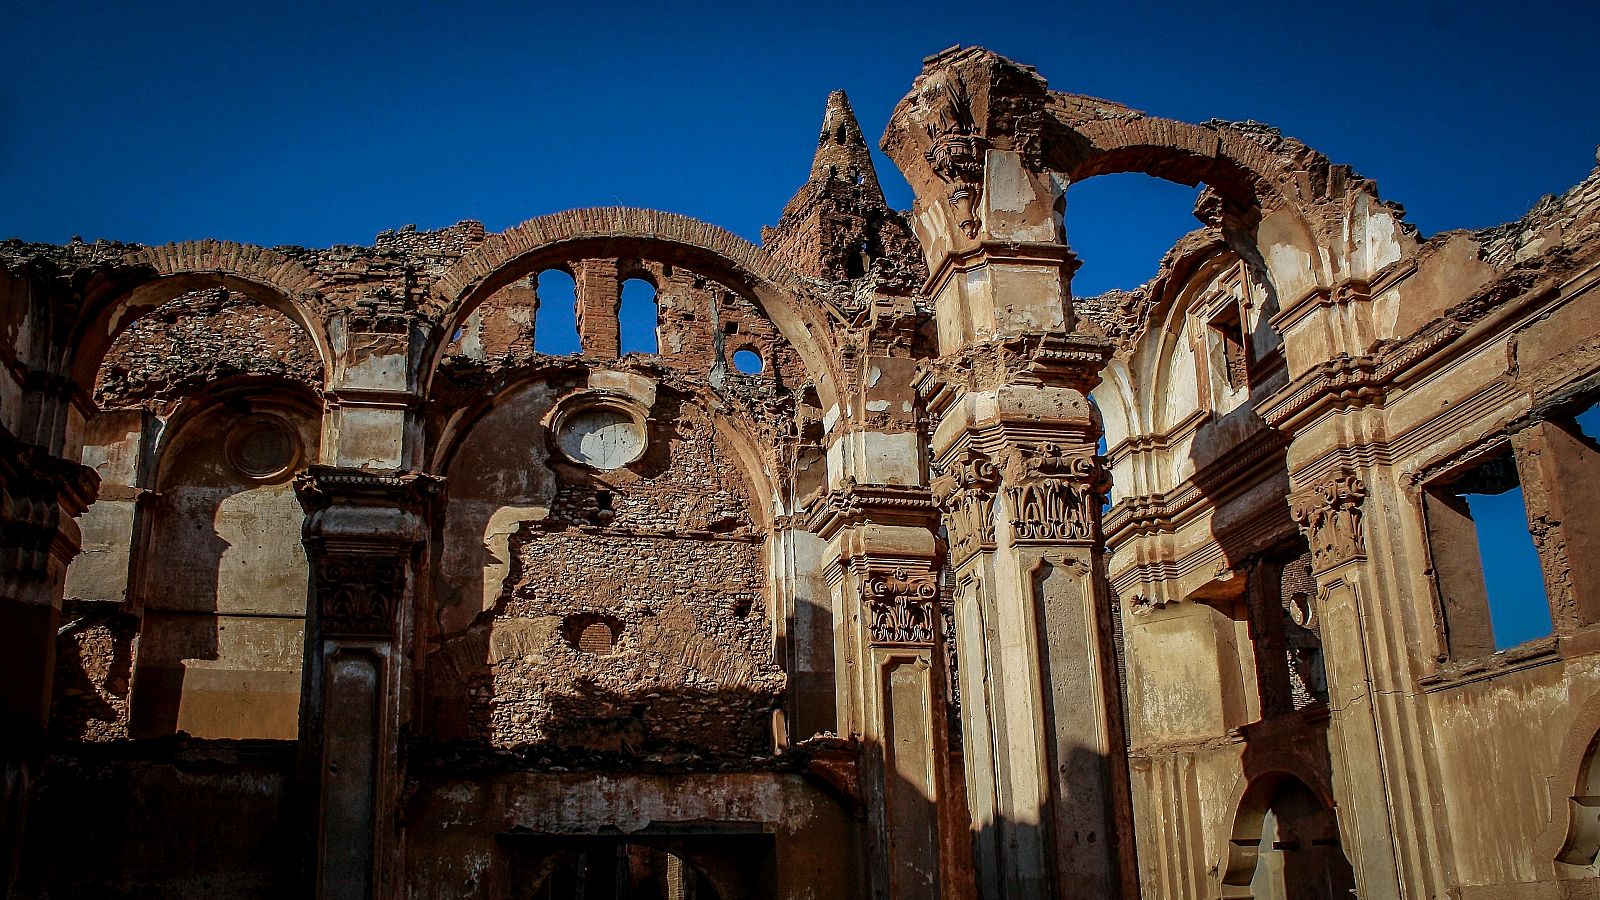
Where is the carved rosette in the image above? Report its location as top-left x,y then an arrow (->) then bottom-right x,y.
865,567 -> 939,647
932,448 -> 1000,566
1001,443 -> 1106,545
1289,471 -> 1368,572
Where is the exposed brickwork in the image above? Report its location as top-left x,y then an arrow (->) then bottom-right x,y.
49,607 -> 135,742
94,288 -> 323,407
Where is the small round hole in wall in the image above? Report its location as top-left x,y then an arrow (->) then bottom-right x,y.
225,415 -> 300,481
731,349 -> 764,375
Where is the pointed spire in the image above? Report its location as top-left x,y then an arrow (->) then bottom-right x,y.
808,90 -> 881,193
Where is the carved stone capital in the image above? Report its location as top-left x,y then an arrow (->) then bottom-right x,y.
932,448 -> 1001,565
1000,443 -> 1107,546
296,467 -> 444,639
311,553 -> 408,638
863,566 -> 939,647
1289,471 -> 1368,572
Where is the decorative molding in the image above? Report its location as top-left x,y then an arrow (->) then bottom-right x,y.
916,331 -> 1114,419
921,69 -> 988,239
0,429 -> 99,600
313,554 -> 408,638
864,566 -> 939,646
1289,471 -> 1368,573
802,478 -> 938,540
1258,354 -> 1384,431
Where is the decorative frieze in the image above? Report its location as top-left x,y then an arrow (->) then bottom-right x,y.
864,566 -> 939,646
1289,471 -> 1368,572
803,478 -> 939,539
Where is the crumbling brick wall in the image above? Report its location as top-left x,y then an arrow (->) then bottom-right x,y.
428,380 -> 783,759
93,288 -> 323,408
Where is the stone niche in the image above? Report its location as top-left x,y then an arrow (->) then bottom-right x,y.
428,366 -> 782,757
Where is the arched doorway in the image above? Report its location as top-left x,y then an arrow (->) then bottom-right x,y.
1222,775 -> 1356,899
525,843 -> 720,900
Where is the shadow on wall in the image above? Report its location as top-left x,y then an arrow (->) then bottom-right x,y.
127,393 -> 317,741
955,743 -> 1126,896
16,738 -> 300,899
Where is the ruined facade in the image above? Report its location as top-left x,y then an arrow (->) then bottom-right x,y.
3,47 -> 1600,899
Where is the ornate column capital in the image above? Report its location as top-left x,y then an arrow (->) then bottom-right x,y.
999,443 -> 1107,546
1289,470 -> 1368,573
863,565 -> 940,647
932,447 -> 1001,566
295,467 -> 444,639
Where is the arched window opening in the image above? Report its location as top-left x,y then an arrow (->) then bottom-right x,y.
1065,173 -> 1203,296
1223,777 -> 1355,900
619,277 -> 659,355
127,402 -> 317,741
731,348 -> 764,375
1558,729 -> 1600,873
534,269 -> 580,356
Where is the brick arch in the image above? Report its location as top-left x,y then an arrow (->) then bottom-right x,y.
70,240 -> 333,391
1042,97 -> 1348,293
1043,95 -> 1340,221
426,208 -> 841,403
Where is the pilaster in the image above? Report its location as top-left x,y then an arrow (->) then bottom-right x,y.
1287,467 -> 1429,900
0,428 -> 97,899
809,480 -> 953,900
296,467 -> 441,900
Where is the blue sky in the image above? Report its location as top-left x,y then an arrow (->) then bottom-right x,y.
6,1 -> 1596,649
5,0 -> 1599,294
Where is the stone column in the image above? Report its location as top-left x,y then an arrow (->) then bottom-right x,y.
921,337 -> 1133,900
885,47 -> 1136,899
296,467 -> 440,900
1286,470 -> 1410,900
0,431 -> 97,899
809,482 -> 951,900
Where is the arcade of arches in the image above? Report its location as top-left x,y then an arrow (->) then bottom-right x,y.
3,47 -> 1600,900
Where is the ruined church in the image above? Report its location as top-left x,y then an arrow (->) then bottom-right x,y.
4,46 -> 1600,899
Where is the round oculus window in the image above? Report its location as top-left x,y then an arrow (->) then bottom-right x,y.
555,406 -> 646,470
226,416 -> 300,480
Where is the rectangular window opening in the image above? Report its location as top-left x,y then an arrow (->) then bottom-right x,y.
1425,452 -> 1553,657
1207,303 -> 1250,391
